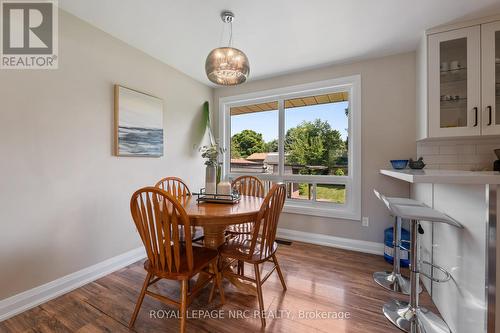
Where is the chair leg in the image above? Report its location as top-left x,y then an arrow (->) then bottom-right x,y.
272,254 -> 287,291
129,271 -> 152,328
254,263 -> 266,327
180,279 -> 188,333
238,260 -> 244,275
209,273 -> 216,303
214,261 -> 225,304
208,262 -> 220,304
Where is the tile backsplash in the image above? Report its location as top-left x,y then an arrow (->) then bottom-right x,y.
417,138 -> 500,170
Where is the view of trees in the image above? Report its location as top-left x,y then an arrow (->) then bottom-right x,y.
285,119 -> 346,171
231,129 -> 266,158
231,119 -> 348,174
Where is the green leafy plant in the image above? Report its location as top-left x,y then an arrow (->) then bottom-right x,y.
203,101 -> 216,146
334,168 -> 345,176
200,101 -> 225,168
199,144 -> 224,167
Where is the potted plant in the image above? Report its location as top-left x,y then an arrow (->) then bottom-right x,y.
200,144 -> 224,194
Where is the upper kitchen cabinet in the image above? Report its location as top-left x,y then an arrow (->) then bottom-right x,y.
417,16 -> 500,139
428,26 -> 481,137
481,21 -> 500,135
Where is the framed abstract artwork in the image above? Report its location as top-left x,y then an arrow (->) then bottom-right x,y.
114,85 -> 164,157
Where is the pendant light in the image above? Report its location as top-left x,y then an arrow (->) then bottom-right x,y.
205,11 -> 250,86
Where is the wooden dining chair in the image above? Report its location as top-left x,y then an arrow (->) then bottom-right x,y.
155,177 -> 204,243
219,183 -> 287,327
129,187 -> 224,333
226,175 -> 265,235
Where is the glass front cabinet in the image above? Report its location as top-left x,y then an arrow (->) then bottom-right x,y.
481,20 -> 500,135
425,20 -> 500,138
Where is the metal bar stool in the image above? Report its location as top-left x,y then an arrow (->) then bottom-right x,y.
373,189 -> 425,295
382,204 -> 463,333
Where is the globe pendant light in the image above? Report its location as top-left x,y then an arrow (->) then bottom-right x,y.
205,11 -> 250,86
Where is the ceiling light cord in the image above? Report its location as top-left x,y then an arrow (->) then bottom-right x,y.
218,20 -> 233,47
219,24 -> 224,47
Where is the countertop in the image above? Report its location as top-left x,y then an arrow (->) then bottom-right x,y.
380,169 -> 500,184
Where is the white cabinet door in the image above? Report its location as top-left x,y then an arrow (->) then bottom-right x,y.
428,26 -> 481,137
481,21 -> 500,135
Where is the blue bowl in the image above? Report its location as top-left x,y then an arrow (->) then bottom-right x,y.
390,160 -> 409,169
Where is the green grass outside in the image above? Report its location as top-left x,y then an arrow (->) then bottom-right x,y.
298,183 -> 346,204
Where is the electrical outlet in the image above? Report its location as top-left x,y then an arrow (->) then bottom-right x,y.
362,217 -> 369,227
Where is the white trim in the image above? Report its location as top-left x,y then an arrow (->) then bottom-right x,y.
426,14 -> 500,36
283,204 -> 360,220
219,75 -> 362,221
0,247 -> 146,322
277,228 -> 384,255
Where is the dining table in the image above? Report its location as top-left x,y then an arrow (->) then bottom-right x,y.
178,194 -> 264,294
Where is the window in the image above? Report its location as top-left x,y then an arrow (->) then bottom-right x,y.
219,76 -> 361,220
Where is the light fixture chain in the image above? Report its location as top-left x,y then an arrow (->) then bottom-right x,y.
229,21 -> 233,47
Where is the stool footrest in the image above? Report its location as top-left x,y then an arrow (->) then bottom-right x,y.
420,260 -> 451,283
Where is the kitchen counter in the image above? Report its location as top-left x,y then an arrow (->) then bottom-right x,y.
380,168 -> 500,184
380,168 -> 499,333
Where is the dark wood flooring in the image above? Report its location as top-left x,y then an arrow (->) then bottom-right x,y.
0,241 -> 437,332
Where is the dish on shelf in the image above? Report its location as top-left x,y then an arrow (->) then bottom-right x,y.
409,157 -> 426,170
390,160 -> 409,170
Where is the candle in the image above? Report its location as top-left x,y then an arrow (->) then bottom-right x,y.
217,180 -> 232,195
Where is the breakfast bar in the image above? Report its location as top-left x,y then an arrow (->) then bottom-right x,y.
381,169 -> 500,333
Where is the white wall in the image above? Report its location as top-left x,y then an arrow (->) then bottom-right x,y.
213,52 -> 417,243
0,11 -> 212,300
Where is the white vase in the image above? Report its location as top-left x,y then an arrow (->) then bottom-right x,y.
205,165 -> 217,194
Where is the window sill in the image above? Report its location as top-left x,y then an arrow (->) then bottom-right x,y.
283,202 -> 361,221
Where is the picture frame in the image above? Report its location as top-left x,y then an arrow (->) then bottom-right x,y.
114,85 -> 164,157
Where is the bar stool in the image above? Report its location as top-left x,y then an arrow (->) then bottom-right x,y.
373,189 -> 425,295
382,204 -> 463,333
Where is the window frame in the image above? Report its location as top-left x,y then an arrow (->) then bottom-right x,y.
219,75 -> 361,221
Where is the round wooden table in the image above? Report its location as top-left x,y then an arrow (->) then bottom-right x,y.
180,194 -> 263,248
179,195 -> 263,294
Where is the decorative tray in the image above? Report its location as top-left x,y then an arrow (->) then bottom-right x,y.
194,189 -> 241,204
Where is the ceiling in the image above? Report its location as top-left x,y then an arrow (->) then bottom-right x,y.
59,0 -> 500,86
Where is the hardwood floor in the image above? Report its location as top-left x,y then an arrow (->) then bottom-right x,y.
0,241 -> 438,332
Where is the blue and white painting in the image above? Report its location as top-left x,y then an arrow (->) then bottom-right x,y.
115,86 -> 164,157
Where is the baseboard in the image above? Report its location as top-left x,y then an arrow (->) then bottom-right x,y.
0,247 -> 146,322
277,228 -> 384,255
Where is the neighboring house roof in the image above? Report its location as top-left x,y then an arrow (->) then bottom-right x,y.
230,158 -> 259,165
246,152 -> 269,161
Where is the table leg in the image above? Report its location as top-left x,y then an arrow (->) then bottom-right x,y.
202,225 -> 226,249
196,225 -> 256,295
